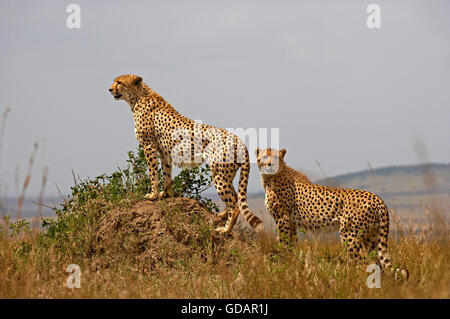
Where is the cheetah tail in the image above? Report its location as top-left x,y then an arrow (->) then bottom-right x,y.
238,150 -> 264,233
378,204 -> 409,280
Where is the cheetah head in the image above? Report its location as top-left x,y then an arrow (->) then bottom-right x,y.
255,148 -> 286,175
109,74 -> 144,103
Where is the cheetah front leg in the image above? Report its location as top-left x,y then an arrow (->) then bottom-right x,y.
142,143 -> 161,201
276,214 -> 297,245
269,203 -> 296,244
159,154 -> 174,198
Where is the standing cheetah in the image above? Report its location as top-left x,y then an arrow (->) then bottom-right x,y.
109,74 -> 263,234
256,148 -> 408,278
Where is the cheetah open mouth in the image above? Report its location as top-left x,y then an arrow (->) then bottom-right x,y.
114,94 -> 122,99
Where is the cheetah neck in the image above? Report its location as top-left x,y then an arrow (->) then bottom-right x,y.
141,82 -> 153,96
261,165 -> 311,189
125,81 -> 156,112
260,164 -> 287,185
131,91 -> 175,116
128,96 -> 139,112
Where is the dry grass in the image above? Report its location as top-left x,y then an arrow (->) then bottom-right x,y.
0,201 -> 448,299
0,108 -> 447,299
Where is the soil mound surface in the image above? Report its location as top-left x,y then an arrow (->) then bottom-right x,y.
90,198 -> 225,270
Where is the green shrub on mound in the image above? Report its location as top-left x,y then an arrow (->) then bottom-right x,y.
35,147 -> 222,262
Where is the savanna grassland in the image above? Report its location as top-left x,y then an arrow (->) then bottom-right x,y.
0,147 -> 448,299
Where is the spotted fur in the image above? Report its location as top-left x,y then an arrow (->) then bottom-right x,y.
256,148 -> 408,279
109,74 -> 263,234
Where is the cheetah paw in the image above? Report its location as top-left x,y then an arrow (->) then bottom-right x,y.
214,226 -> 230,234
144,192 -> 158,201
394,268 -> 409,281
159,191 -> 168,198
159,189 -> 174,198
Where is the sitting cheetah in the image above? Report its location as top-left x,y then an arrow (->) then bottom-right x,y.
256,147 -> 408,278
108,74 -> 263,234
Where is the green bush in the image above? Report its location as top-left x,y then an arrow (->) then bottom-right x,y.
37,147 -> 218,257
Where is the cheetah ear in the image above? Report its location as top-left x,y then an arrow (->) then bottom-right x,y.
255,148 -> 261,157
133,76 -> 143,86
279,148 -> 286,159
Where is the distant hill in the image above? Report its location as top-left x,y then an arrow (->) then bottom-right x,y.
316,163 -> 450,197
0,196 -> 58,219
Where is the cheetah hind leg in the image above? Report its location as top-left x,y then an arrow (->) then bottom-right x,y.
363,233 -> 381,266
214,189 -> 239,234
215,207 -> 239,234
211,168 -> 239,234
340,231 -> 365,265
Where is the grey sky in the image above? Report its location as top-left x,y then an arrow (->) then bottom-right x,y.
1,0 -> 449,198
